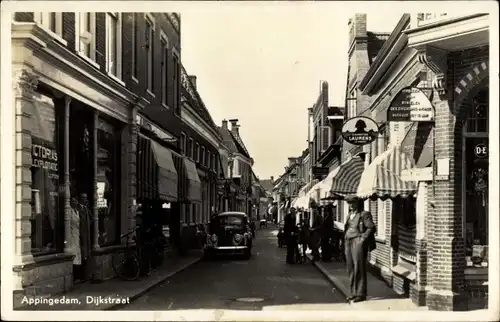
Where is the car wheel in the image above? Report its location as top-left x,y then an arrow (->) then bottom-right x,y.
204,249 -> 215,260
243,247 -> 252,260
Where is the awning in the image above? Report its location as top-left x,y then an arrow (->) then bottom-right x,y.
357,145 -> 417,200
400,122 -> 434,168
136,135 -> 178,201
321,155 -> 365,200
151,141 -> 178,201
183,158 -> 202,203
308,180 -> 322,204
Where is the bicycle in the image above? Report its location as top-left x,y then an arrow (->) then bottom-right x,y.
111,227 -> 142,281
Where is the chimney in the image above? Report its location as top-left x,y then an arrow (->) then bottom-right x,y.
229,119 -> 239,135
222,119 -> 228,129
288,157 -> 297,167
188,75 -> 197,89
270,176 -> 274,182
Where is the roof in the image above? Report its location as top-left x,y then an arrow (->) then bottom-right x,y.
180,64 -> 222,140
259,179 -> 274,193
217,126 -> 239,154
230,131 -> 251,159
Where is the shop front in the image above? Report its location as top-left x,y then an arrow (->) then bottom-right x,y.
11,23 -> 144,300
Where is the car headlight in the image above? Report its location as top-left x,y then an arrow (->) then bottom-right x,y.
211,234 -> 218,242
234,234 -> 242,243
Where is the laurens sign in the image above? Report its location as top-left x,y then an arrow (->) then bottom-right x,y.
341,116 -> 379,146
388,87 -> 434,122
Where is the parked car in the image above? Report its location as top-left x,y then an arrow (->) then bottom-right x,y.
204,212 -> 253,259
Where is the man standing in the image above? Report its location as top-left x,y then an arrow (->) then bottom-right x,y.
343,195 -> 375,303
284,207 -> 299,264
321,205 -> 334,262
78,193 -> 93,281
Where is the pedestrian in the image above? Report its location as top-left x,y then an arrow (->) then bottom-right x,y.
284,207 -> 299,264
321,205 -> 334,262
299,220 -> 310,261
77,193 -> 93,281
343,195 -> 376,303
309,210 -> 322,261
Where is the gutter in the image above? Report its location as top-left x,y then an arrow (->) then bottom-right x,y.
358,14 -> 411,92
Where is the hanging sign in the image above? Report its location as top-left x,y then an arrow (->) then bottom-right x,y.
388,87 -> 434,122
341,116 -> 379,146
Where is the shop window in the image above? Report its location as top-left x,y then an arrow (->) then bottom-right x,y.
105,13 -> 122,80
394,197 -> 417,263
75,13 -> 98,67
96,117 -> 122,246
464,87 -> 488,267
30,93 -> 64,255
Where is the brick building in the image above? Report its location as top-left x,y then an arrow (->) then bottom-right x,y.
9,11 -> 224,299
351,13 -> 490,311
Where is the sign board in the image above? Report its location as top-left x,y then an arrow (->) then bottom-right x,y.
312,166 -> 329,177
341,116 -> 379,146
31,137 -> 59,181
474,143 -> 488,158
388,87 -> 434,122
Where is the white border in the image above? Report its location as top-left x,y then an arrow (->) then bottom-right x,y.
1,2 -> 499,322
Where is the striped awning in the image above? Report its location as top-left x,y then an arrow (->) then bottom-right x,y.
357,145 -> 417,200
321,155 -> 365,201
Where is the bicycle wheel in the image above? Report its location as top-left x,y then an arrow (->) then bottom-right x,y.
112,249 -> 141,281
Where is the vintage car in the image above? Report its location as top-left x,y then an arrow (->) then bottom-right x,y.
204,212 -> 253,259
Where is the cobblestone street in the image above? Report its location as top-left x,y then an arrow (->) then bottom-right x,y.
121,227 -> 345,310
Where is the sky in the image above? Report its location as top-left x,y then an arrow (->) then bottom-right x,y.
181,6 -> 404,180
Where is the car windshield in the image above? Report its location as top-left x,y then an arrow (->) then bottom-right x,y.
214,215 -> 244,226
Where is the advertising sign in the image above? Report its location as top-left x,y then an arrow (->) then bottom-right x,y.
31,137 -> 59,180
341,116 -> 379,146
388,87 -> 434,122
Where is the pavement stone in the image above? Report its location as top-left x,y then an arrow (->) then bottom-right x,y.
306,253 -> 428,311
14,249 -> 203,311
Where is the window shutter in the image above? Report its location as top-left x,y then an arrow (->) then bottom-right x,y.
321,126 -> 331,152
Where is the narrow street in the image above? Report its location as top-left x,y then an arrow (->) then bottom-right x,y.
121,227 -> 345,310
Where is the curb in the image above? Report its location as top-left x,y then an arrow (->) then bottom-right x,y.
307,254 -> 350,302
107,255 -> 203,310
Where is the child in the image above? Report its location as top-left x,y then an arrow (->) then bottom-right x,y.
277,228 -> 284,248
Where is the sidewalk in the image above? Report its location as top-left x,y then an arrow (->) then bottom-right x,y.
306,253 -> 428,311
15,249 -> 203,311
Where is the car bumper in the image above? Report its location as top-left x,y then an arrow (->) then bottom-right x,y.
205,245 -> 249,253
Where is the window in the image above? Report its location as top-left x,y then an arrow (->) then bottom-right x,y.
207,151 -> 211,169
213,154 -> 217,173
201,146 -> 205,166
96,117 -> 122,246
131,13 -> 139,81
376,199 -> 386,239
173,49 -> 180,114
75,13 -> 98,66
180,132 -> 186,154
106,13 -> 122,80
347,88 -> 357,118
188,138 -> 193,158
195,143 -> 200,162
145,14 -> 155,94
160,32 -> 169,107
34,13 -> 65,44
30,92 -> 63,256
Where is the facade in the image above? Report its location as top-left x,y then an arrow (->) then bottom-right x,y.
10,12 -> 173,297
348,13 -> 490,311
217,120 -> 254,214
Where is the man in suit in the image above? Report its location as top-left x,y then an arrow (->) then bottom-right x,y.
343,195 -> 375,303
284,207 -> 299,264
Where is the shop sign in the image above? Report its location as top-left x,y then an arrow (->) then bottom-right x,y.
388,87 -> 434,122
474,143 -> 488,158
312,166 -> 329,177
31,137 -> 59,180
341,116 -> 379,146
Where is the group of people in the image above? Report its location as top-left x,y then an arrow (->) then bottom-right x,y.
280,195 -> 376,303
